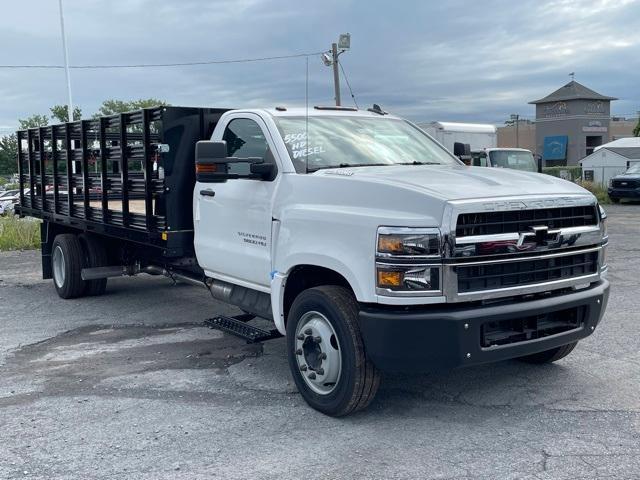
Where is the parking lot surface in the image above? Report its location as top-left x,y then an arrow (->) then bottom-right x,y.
0,204 -> 638,479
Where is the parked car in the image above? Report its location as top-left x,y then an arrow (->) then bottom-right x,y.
0,189 -> 19,200
608,163 -> 640,203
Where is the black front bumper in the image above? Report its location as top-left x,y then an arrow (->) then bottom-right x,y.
359,280 -> 609,372
608,187 -> 640,199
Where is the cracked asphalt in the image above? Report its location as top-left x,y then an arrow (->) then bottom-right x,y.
0,204 -> 638,479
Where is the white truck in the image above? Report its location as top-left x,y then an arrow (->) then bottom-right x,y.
16,105 -> 609,416
418,121 -> 497,153
470,148 -> 541,173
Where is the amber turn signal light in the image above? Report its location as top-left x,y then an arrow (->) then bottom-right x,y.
377,270 -> 402,287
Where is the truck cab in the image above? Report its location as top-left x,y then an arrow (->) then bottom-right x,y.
193,107 -> 608,414
471,148 -> 540,173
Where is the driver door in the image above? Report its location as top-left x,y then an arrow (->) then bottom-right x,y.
194,114 -> 279,289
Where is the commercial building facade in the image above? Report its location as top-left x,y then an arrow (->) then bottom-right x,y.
529,81 -> 616,166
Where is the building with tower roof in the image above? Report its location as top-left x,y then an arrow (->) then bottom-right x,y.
529,80 -> 617,166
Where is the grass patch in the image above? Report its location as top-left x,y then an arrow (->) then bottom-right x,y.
0,216 -> 40,251
577,181 -> 611,205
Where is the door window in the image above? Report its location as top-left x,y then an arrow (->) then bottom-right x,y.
222,118 -> 269,160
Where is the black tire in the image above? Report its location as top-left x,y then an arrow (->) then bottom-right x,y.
518,341 -> 578,364
51,234 -> 86,299
610,197 -> 620,204
78,233 -> 108,296
286,285 -> 380,417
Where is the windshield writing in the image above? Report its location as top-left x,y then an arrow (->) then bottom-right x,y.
274,117 -> 458,173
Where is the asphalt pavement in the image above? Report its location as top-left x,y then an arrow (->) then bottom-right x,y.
0,204 -> 638,479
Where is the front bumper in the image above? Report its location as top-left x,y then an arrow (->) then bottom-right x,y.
358,280 -> 609,372
608,187 -> 640,199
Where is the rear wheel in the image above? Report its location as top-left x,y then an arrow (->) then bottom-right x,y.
518,341 -> 578,364
286,285 -> 380,416
51,234 -> 86,299
78,233 -> 108,296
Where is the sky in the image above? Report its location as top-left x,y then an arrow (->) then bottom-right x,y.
0,0 -> 639,134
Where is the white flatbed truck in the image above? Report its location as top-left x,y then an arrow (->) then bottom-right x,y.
16,105 -> 609,416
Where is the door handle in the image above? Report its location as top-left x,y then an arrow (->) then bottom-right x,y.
199,189 -> 215,197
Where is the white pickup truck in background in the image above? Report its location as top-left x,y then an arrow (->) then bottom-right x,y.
16,105 -> 609,416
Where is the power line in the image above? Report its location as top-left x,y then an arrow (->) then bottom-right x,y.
0,51 -> 325,70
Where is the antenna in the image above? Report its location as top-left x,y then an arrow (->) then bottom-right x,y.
305,55 -> 309,174
569,72 -> 575,81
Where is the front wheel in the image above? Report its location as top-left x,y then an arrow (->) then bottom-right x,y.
286,286 -> 380,417
518,341 -> 578,364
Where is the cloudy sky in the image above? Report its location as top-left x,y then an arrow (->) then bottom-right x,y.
1,0 -> 639,134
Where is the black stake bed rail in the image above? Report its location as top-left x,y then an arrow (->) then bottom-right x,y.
15,106 -> 229,257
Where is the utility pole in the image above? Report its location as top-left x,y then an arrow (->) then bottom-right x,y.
510,114 -> 520,147
58,0 -> 74,122
322,35 -> 350,106
331,43 -> 341,106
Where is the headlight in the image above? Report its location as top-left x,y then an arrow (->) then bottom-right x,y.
376,227 -> 440,257
376,227 -> 442,295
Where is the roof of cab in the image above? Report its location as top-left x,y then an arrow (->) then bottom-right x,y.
254,106 -> 401,119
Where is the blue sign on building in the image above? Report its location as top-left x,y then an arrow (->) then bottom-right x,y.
543,135 -> 568,161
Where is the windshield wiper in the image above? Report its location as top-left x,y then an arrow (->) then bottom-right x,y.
396,161 -> 441,165
307,161 -> 442,172
307,163 -> 388,172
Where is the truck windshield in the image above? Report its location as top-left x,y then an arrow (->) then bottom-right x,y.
625,163 -> 640,174
273,116 -> 459,173
489,150 -> 537,173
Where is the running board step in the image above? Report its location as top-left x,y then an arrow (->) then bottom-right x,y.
204,315 -> 282,343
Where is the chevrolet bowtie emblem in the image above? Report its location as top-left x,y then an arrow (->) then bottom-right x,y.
517,225 -> 560,247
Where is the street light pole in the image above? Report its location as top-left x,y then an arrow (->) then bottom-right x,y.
331,43 -> 341,106
58,0 -> 74,122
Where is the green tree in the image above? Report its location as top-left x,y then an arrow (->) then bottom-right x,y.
18,114 -> 49,129
0,134 -> 18,175
634,117 -> 640,137
50,105 -> 82,123
94,98 -> 168,117
0,115 -> 49,175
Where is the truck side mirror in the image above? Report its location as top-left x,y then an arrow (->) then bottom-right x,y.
195,141 -> 229,183
453,142 -> 471,164
195,140 -> 277,182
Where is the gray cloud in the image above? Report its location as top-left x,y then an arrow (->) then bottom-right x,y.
0,0 -> 638,132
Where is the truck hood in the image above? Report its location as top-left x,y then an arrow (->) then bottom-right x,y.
612,173 -> 640,180
315,164 -> 591,201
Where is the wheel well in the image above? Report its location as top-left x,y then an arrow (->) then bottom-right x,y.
283,265 -> 354,325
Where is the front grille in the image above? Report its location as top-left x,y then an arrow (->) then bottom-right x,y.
457,250 -> 598,293
481,306 -> 585,347
456,206 -> 598,237
611,179 -> 639,189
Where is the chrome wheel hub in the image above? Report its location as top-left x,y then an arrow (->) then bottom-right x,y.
52,245 -> 66,288
294,311 -> 341,395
